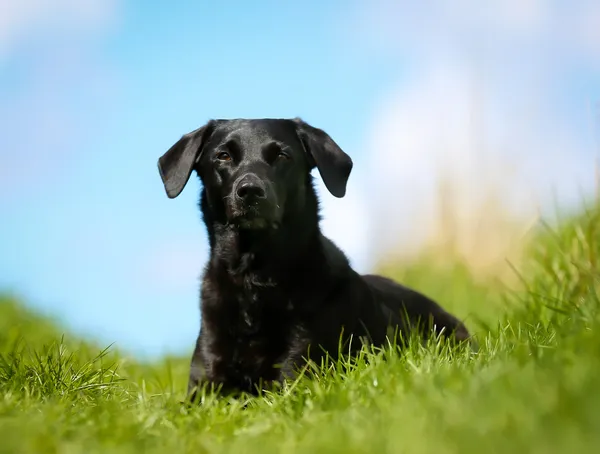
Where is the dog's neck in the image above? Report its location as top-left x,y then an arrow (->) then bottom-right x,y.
200,180 -> 326,278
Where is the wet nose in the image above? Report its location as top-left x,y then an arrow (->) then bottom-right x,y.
235,174 -> 266,200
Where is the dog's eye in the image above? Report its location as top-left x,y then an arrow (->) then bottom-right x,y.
277,151 -> 290,160
217,152 -> 232,162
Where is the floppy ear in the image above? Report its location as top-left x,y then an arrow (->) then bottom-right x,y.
157,121 -> 216,199
293,118 -> 353,198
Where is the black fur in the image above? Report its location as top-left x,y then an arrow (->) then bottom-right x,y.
157,118 -> 470,400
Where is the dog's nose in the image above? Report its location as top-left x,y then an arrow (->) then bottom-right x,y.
235,175 -> 266,200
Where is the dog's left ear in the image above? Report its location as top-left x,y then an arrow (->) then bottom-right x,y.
293,118 -> 353,198
158,121 -> 216,199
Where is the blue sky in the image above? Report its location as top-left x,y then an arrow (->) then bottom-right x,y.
1,0 -> 600,358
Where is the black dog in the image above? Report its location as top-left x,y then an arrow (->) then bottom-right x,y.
158,118 -> 470,400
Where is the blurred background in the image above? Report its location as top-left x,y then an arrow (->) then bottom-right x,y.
1,0 -> 599,359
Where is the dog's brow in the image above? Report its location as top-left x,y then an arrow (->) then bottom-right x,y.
223,138 -> 242,155
262,141 -> 283,152
264,140 -> 295,153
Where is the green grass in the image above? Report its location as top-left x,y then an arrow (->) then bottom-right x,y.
1,202 -> 600,453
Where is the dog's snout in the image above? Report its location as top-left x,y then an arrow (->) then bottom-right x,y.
235,175 -> 266,201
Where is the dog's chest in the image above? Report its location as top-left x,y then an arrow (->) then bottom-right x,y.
204,272 -> 294,390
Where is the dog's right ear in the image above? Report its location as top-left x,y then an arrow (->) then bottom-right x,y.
157,121 -> 216,199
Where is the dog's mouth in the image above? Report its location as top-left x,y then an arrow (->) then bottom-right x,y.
230,209 -> 281,230
227,194 -> 283,230
235,218 -> 280,230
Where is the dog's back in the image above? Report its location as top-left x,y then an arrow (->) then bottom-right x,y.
362,274 -> 470,342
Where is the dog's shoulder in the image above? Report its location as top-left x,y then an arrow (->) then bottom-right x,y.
318,234 -> 352,276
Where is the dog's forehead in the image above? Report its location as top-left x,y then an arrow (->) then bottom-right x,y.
214,119 -> 299,147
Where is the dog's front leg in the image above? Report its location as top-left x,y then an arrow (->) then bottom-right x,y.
186,334 -> 211,404
275,339 -> 324,388
186,332 -> 237,403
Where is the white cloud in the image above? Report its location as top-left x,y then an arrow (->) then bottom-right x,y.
363,64 -> 594,260
0,0 -> 118,58
341,0 -> 600,265
347,0 -> 600,65
0,0 -> 120,199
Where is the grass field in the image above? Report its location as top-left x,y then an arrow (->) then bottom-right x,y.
1,201 -> 599,453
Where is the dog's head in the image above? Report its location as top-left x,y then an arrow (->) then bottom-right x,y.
157,118 -> 353,230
